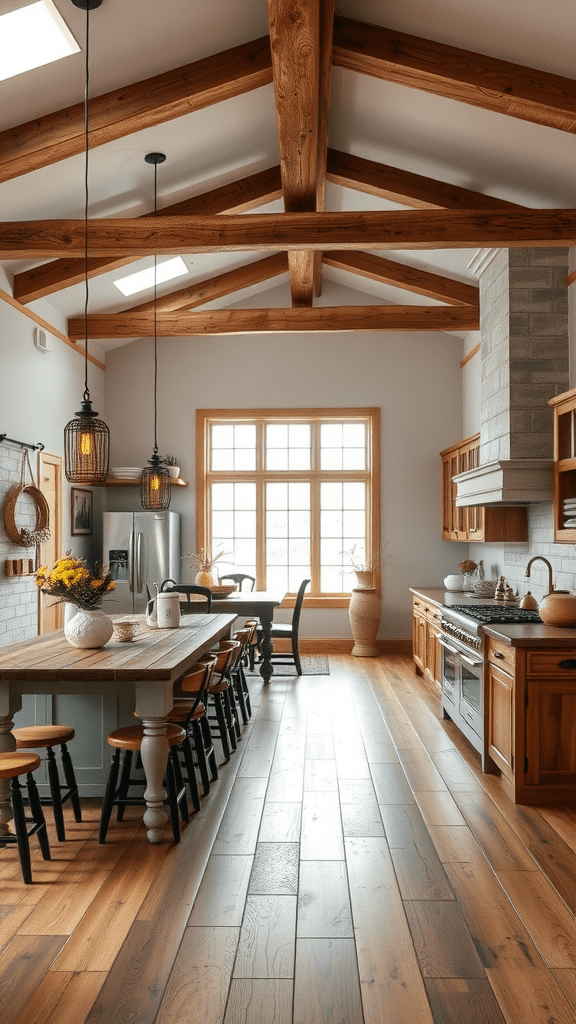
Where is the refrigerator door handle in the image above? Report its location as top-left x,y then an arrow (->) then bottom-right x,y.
128,532 -> 135,593
136,533 -> 143,594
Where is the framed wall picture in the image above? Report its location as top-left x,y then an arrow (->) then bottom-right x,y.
71,488 -> 93,536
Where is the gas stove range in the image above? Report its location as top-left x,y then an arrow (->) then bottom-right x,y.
440,602 -> 541,652
448,604 -> 542,625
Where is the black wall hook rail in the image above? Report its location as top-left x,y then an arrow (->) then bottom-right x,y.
0,434 -> 45,452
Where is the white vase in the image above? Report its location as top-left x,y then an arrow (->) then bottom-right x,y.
167,465 -> 180,479
349,583 -> 380,657
64,608 -> 114,649
354,569 -> 374,589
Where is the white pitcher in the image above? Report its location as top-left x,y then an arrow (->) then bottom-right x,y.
146,591 -> 181,629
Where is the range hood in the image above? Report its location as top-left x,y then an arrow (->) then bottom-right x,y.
454,459 -> 553,506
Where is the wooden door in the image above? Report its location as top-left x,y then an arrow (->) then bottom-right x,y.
37,451 -> 62,634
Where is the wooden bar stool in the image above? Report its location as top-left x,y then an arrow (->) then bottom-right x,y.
99,724 -> 188,844
231,627 -> 254,723
12,725 -> 82,842
202,641 -> 241,759
0,751 -> 51,884
173,658 -> 219,796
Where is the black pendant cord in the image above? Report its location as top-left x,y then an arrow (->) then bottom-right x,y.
152,159 -> 159,456
81,5 -> 91,405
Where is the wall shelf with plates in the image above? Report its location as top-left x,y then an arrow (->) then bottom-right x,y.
91,477 -> 188,487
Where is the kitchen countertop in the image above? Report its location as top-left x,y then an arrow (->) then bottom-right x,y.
410,585 -> 576,648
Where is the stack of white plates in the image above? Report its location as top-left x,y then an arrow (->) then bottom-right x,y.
471,579 -> 498,596
110,466 -> 141,479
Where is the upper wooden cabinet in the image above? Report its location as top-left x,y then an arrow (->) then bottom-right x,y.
440,434 -> 527,543
549,387 -> 576,543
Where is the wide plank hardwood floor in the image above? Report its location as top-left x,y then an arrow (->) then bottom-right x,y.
3,654 -> 576,1022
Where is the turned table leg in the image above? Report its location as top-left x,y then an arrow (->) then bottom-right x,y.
138,717 -> 170,843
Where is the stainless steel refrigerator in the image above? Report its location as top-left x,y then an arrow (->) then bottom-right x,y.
102,510 -> 180,614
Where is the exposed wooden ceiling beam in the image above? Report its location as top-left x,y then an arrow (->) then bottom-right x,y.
129,253 -> 289,313
0,36 -> 273,184
67,304 -> 478,340
326,149 -> 524,211
267,1 -> 334,307
13,166 -> 283,305
323,251 -> 479,306
333,17 -> 576,134
4,209 -> 576,260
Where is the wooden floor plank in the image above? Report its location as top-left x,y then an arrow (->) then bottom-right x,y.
187,854 -> 254,926
300,792 -> 344,860
495,869 -> 576,968
0,935 -> 67,1024
211,777 -> 267,856
297,860 -> 353,938
224,979 -> 293,1024
155,926 -> 239,1024
234,895 -> 297,978
345,836 -> 435,1024
404,899 -> 487,978
248,843 -> 299,896
293,939 -> 364,1024
258,801 -> 302,843
13,971 -> 105,1024
424,978 -> 507,1024
451,787 -> 540,871
486,965 -> 576,1024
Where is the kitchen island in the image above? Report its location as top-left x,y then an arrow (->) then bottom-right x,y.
0,613 -> 236,842
411,586 -> 576,804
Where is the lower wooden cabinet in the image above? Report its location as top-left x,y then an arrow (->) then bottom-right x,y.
485,637 -> 576,804
412,596 -> 442,689
485,638 -> 515,779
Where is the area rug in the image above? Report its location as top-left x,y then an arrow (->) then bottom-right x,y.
247,655 -> 330,676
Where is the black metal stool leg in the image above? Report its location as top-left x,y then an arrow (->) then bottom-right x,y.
10,777 -> 32,884
201,716 -> 219,781
191,719 -> 210,795
169,747 -> 189,822
46,746 -> 65,842
165,757 -> 181,843
61,742 -> 82,822
179,735 -> 200,813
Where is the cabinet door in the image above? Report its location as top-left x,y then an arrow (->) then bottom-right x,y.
526,678 -> 576,786
486,662 -> 514,778
412,610 -> 426,673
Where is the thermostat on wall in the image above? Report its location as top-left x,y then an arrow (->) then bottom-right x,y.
34,327 -> 51,353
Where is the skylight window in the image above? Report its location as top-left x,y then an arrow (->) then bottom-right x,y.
113,258 -> 189,297
0,0 -> 80,83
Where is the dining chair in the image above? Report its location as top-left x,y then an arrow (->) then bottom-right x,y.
219,573 -> 256,591
162,583 -> 212,612
257,578 -> 310,675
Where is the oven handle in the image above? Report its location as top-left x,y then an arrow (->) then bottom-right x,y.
439,636 -> 483,668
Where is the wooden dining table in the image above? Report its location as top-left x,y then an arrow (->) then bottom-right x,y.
205,590 -> 286,683
0,612 -> 235,843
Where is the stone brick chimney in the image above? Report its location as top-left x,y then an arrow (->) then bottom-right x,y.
479,248 -> 569,462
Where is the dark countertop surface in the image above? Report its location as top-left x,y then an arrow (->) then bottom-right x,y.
409,585 -> 576,648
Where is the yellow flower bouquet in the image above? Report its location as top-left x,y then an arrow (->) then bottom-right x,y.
35,552 -> 116,610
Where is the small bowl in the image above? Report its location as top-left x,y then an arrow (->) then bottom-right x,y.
113,619 -> 140,642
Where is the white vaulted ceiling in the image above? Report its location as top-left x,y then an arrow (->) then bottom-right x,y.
1,0 -> 576,350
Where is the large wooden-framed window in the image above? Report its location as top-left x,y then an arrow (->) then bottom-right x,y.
196,408 -> 380,607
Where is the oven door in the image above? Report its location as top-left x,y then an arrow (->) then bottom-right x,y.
439,635 -> 484,739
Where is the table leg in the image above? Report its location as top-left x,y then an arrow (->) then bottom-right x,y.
0,712 -> 16,838
259,613 -> 274,684
138,717 -> 170,843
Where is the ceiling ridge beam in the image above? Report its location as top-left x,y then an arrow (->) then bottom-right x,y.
4,209 -> 576,259
333,17 -> 576,134
67,304 -> 478,340
0,35 -> 273,184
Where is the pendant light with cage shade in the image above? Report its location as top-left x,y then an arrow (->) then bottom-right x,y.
64,0 -> 110,483
140,152 -> 171,510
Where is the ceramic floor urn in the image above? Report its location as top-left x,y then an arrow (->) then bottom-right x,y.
349,571 -> 381,656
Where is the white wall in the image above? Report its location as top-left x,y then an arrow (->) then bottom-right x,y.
104,279 -> 468,639
0,284 -> 105,645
